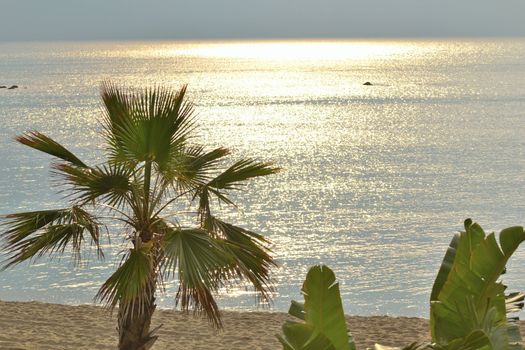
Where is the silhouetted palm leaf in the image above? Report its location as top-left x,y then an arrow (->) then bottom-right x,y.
16,131 -> 87,167
208,158 -> 280,190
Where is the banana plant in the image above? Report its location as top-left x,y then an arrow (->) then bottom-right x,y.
279,219 -> 525,350
430,219 -> 525,350
277,265 -> 356,350
278,266 -> 431,350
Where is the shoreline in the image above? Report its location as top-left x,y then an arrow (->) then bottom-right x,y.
0,300 -> 431,349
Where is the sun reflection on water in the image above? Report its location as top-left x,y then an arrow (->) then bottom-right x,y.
158,40 -> 429,61
85,39 -> 441,64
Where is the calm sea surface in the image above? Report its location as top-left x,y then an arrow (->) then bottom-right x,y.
0,39 -> 524,317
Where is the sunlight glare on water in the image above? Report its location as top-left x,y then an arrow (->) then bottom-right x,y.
0,39 -> 524,317
152,40 -> 428,61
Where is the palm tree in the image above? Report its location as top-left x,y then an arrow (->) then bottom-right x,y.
1,83 -> 280,350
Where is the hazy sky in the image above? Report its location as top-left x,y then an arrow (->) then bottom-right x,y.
1,0 -> 525,41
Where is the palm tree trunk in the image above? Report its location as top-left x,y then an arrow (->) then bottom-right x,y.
118,256 -> 159,350
118,288 -> 157,350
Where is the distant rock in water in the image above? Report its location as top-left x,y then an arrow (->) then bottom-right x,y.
7,85 -> 18,89
0,86 -> 6,88
363,82 -> 373,86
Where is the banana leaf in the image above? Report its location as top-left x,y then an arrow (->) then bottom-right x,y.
278,265 -> 356,350
430,219 -> 525,349
277,321 -> 336,350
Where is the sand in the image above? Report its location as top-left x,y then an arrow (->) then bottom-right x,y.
0,300 -> 431,349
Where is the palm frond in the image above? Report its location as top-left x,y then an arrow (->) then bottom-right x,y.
185,146 -> 231,175
160,222 -> 234,327
193,187 -> 236,232
100,82 -> 195,170
208,158 -> 280,191
1,206 -> 102,268
53,163 -> 133,207
96,242 -> 155,319
204,215 -> 275,303
16,131 -> 87,167
194,185 -> 275,304
160,146 -> 231,192
192,159 -> 280,213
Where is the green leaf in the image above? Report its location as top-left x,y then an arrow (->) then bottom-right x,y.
430,220 -> 525,348
278,265 -> 354,350
302,265 -> 353,350
161,223 -> 234,327
203,215 -> 275,302
54,163 -> 132,206
1,207 -> 102,267
95,243 -> 153,318
277,321 -> 336,350
430,233 -> 460,301
207,158 -> 280,191
499,226 -> 525,257
434,330 -> 492,350
101,83 -> 195,169
16,131 -> 87,167
289,300 -> 306,321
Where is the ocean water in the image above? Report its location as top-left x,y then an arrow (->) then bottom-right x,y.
0,39 -> 524,318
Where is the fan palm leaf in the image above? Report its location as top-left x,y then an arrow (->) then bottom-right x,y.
1,206 -> 102,267
101,82 -> 194,170
208,158 -> 280,191
96,242 -> 155,318
205,215 -> 275,302
160,223 -> 234,326
16,131 -> 87,167
161,146 -> 231,193
53,162 -> 133,207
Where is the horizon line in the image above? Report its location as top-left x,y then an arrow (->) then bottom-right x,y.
1,34 -> 525,44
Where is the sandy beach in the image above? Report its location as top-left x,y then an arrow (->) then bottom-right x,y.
0,300 -> 434,349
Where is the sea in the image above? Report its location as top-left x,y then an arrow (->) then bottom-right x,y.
0,39 -> 524,318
